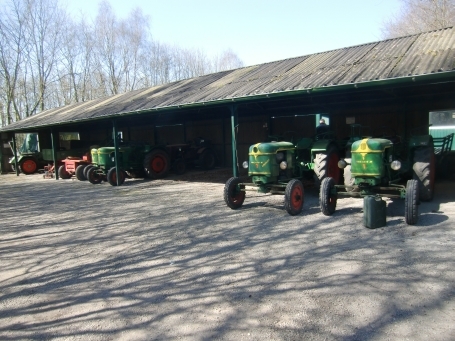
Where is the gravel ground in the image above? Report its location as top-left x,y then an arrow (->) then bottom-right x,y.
0,169 -> 454,341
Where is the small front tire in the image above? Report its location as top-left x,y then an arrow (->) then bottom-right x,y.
320,177 -> 337,216
75,165 -> 87,181
107,167 -> 125,186
224,177 -> 245,209
405,179 -> 419,225
284,179 -> 304,215
87,167 -> 103,184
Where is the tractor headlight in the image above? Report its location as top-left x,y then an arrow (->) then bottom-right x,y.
242,161 -> 249,169
280,161 -> 288,170
390,160 -> 401,170
338,159 -> 348,169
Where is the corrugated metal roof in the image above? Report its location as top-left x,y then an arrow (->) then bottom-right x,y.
3,27 -> 455,132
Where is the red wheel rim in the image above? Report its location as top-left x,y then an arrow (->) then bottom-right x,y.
327,152 -> 340,183
22,159 -> 37,173
230,188 -> 245,204
151,155 -> 166,173
291,185 -> 303,210
111,170 -> 124,184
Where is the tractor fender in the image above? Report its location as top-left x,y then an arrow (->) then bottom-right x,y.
311,140 -> 337,153
11,154 -> 35,164
196,146 -> 208,154
409,134 -> 434,148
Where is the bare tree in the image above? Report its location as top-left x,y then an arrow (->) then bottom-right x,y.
24,0 -> 66,114
212,49 -> 244,72
0,0 -> 245,126
0,0 -> 28,125
382,0 -> 455,38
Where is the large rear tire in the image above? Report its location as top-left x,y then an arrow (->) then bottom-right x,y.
19,158 -> 38,175
320,177 -> 337,216
107,167 -> 125,186
58,165 -> 72,179
412,146 -> 435,202
314,146 -> 341,185
284,179 -> 304,215
224,177 -> 245,209
143,149 -> 170,179
405,179 -> 419,225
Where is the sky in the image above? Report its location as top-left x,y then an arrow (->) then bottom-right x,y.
66,0 -> 402,66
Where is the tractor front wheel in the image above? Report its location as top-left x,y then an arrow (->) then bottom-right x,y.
58,165 -> 72,179
314,147 -> 341,185
107,167 -> 125,186
224,177 -> 245,209
144,149 -> 170,179
87,167 -> 103,184
75,164 -> 87,181
19,158 -> 38,175
284,179 -> 304,215
405,179 -> 419,225
413,146 -> 435,201
84,165 -> 95,179
320,177 -> 337,216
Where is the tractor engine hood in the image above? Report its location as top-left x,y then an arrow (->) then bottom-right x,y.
351,138 -> 393,153
351,138 -> 392,179
249,141 -> 294,155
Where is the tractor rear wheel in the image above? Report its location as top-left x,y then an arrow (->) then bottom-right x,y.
412,146 -> 435,201
199,148 -> 216,170
58,165 -> 72,179
19,158 -> 38,175
107,167 -> 125,186
144,149 -> 170,179
224,177 -> 245,209
405,179 -> 419,225
87,167 -> 103,184
314,146 -> 341,185
320,177 -> 337,216
284,179 -> 304,215
75,165 -> 87,181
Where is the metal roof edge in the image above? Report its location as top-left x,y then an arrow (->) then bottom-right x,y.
2,71 -> 455,133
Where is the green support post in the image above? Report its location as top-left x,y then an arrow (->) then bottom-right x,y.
113,120 -> 120,186
12,134 -> 19,176
230,105 -> 238,178
51,129 -> 59,180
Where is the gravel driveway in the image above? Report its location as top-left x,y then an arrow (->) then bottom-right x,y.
1,169 -> 454,341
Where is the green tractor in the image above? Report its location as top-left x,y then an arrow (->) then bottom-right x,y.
9,133 -> 44,174
319,132 -> 435,225
223,131 -> 341,215
86,142 -> 170,186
